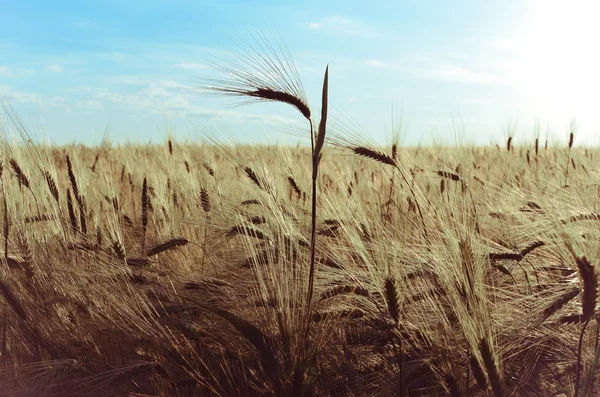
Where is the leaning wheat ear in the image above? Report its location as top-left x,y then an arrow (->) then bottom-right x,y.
201,33 -> 311,123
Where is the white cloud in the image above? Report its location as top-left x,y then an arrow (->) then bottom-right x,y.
158,80 -> 189,90
0,66 -> 13,78
76,100 -> 103,110
69,85 -> 93,92
45,64 -> 63,73
301,49 -> 508,86
364,60 -> 386,68
174,62 -> 209,70
305,16 -> 380,38
0,85 -> 70,110
417,66 -> 506,85
93,81 -> 298,127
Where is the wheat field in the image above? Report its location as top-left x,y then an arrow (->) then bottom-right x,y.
1,40 -> 599,397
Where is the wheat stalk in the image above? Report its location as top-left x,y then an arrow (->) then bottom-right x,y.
141,176 -> 149,248
66,188 -> 79,234
479,338 -> 503,397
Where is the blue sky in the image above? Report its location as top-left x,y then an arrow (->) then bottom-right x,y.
1,0 -> 599,146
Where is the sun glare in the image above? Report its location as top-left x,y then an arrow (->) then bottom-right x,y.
512,0 -> 600,139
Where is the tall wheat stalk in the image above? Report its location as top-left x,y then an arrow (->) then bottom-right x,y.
201,33 -> 328,393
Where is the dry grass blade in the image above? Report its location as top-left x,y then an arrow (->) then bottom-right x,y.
184,278 -> 233,290
96,227 -> 102,248
320,285 -> 369,301
459,239 -> 476,297
0,278 -> 27,320
181,295 -> 279,377
146,238 -> 189,257
227,225 -> 269,241
542,287 -> 580,322
16,231 -> 34,277
520,241 -> 545,257
313,65 -> 328,164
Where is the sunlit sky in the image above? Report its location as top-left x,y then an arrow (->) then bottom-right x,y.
1,0 -> 599,146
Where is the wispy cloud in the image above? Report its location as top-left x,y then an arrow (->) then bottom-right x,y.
0,66 -> 13,78
45,64 -> 63,73
305,16 -> 380,38
174,62 -> 209,70
76,99 -> 103,110
364,59 -> 386,68
415,66 -> 507,85
92,78 -> 298,127
0,85 -> 71,110
354,52 -> 509,86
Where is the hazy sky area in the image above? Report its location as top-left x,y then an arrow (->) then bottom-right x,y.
1,0 -> 600,146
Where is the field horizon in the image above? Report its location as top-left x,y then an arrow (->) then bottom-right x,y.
0,119 -> 598,395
